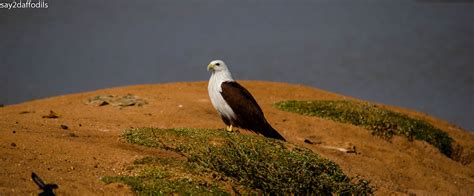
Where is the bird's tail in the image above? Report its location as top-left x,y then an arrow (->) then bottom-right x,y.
262,123 -> 286,141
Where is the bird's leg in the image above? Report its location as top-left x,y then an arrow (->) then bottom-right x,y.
226,124 -> 233,132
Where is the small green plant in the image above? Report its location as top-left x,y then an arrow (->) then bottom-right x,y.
102,168 -> 225,194
274,100 -> 453,157
103,128 -> 374,194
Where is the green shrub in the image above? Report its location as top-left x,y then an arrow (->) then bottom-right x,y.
102,168 -> 225,195
274,100 -> 453,157
104,128 -> 374,194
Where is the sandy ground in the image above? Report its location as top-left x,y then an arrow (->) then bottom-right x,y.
0,81 -> 473,195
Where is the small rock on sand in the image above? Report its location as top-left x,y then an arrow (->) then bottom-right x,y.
42,110 -> 59,119
85,94 -> 148,107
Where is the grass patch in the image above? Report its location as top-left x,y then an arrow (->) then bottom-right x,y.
102,167 -> 225,194
104,128 -> 374,194
274,100 -> 453,157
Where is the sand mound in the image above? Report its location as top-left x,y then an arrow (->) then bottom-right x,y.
0,81 -> 472,194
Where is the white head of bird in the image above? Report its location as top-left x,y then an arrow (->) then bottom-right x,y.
207,60 -> 234,81
207,60 -> 229,72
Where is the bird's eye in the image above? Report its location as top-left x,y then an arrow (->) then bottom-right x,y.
215,63 -> 220,66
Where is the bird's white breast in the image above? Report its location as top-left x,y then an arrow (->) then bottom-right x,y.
208,71 -> 236,121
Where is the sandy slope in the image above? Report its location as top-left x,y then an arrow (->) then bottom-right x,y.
0,81 -> 473,195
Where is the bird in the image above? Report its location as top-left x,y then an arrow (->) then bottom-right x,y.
207,60 -> 286,141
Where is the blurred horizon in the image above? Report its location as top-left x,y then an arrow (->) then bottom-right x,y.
1,0 -> 473,131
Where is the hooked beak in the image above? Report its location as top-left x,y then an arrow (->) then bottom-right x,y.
207,63 -> 215,71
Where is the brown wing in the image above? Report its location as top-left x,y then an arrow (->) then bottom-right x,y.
220,81 -> 286,141
220,81 -> 266,129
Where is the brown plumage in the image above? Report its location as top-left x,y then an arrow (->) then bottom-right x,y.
220,81 -> 286,141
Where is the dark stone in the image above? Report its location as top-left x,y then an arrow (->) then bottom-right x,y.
304,139 -> 314,144
68,133 -> 78,137
42,111 -> 59,119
